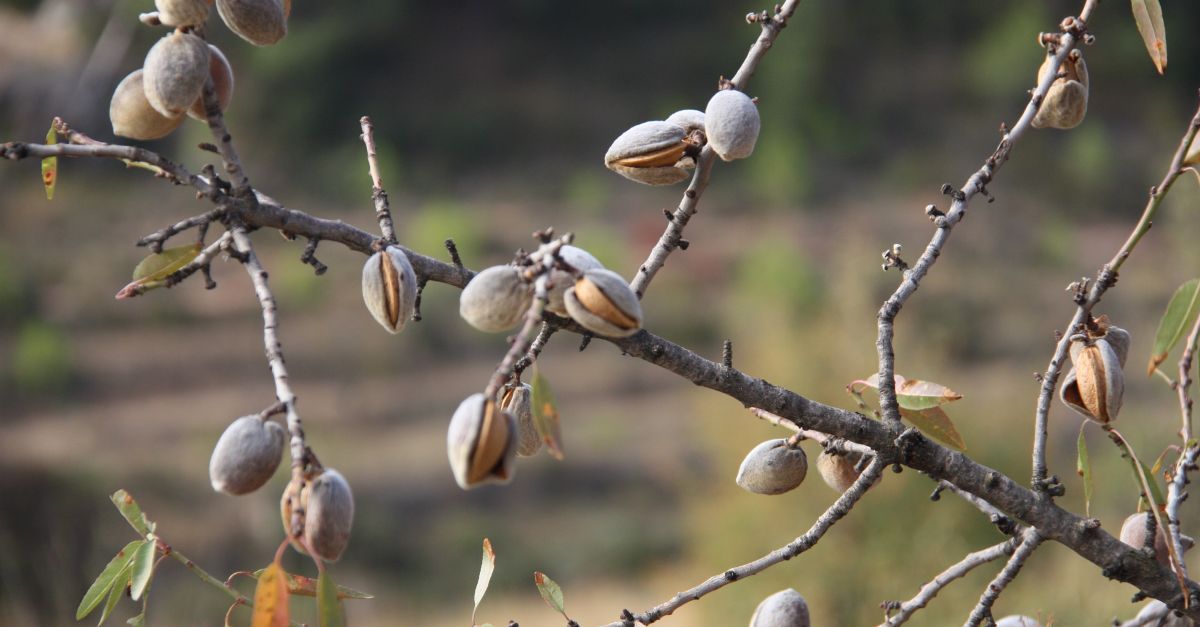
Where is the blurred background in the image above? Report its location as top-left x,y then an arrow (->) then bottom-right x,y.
2,0 -> 1200,624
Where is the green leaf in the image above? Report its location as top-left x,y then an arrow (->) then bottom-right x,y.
473,538 -> 496,625
533,571 -> 567,618
1077,424 -> 1094,518
76,540 -> 144,620
109,490 -> 154,537
1148,279 -> 1200,375
531,366 -> 565,460
898,406 -> 966,451
42,124 -> 57,200
127,614 -> 144,627
116,244 -> 203,299
97,560 -> 130,626
1130,0 -> 1167,74
316,571 -> 345,627
249,569 -> 373,600
862,374 -> 962,411
129,539 -> 156,602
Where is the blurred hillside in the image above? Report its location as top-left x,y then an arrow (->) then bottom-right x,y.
2,0 -> 1200,625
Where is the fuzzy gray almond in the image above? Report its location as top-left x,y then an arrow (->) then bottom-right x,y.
155,0 -> 209,27
110,70 -> 185,140
304,469 -> 354,562
749,589 -> 810,627
142,31 -> 211,118
209,415 -> 286,495
816,450 -> 873,493
459,265 -> 533,333
994,617 -> 1041,627
546,245 -> 604,316
735,439 -> 808,495
501,383 -> 541,457
362,246 -> 418,334
704,89 -> 760,161
216,0 -> 287,46
604,120 -> 692,186
447,393 -> 518,490
563,268 -> 642,338
187,44 -> 234,121
665,109 -> 706,133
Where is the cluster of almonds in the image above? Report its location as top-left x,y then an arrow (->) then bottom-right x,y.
1059,320 -> 1128,424
604,87 -> 761,186
208,415 -> 354,562
109,0 -> 290,140
1031,49 -> 1089,130
735,437 -> 874,496
458,245 -> 644,339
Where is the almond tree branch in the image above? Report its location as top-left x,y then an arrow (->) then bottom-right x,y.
881,538 -> 1020,627
963,529 -> 1045,627
877,2 -> 1097,429
1032,97 -> 1200,493
200,81 -> 250,196
359,116 -> 396,244
1167,313 -> 1200,582
601,456 -> 885,627
750,406 -> 877,457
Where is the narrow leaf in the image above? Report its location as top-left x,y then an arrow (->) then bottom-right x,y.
109,490 -> 153,537
97,561 -> 131,626
898,406 -> 966,451
862,373 -> 962,411
132,243 -> 202,283
129,540 -> 156,602
1077,424 -> 1094,518
42,124 -> 57,200
252,563 -> 290,627
127,614 -> 144,627
1130,0 -> 1168,74
531,367 -> 565,460
1148,279 -> 1200,375
316,572 -> 345,627
533,571 -> 566,617
249,569 -> 373,600
473,538 -> 496,625
76,540 -> 144,620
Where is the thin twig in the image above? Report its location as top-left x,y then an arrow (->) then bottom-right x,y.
1167,313 -> 1200,583
229,228 -> 308,492
934,480 -> 1021,537
116,231 -> 233,299
877,1 -> 1099,430
963,528 -> 1045,627
1032,97 -> 1200,492
359,116 -> 397,244
600,456 -> 885,626
200,81 -> 250,195
881,539 -> 1019,626
749,407 -> 876,457
136,208 -> 226,253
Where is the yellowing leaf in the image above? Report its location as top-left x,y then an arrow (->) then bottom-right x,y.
252,563 -> 290,627
533,571 -> 567,618
473,538 -> 496,625
859,373 -> 962,411
42,125 -> 57,200
115,243 -> 202,299
531,366 -> 565,460
898,406 -> 966,451
248,569 -> 373,600
1130,0 -> 1167,74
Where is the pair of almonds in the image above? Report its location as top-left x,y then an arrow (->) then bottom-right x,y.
604,89 -> 761,186
281,470 -> 355,563
110,34 -> 234,140
154,0 -> 288,46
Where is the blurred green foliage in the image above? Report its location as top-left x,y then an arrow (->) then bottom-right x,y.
10,321 -> 72,398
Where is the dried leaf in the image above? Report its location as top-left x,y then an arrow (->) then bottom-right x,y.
1130,0 -> 1168,74
42,124 -> 57,200
252,563 -> 290,627
531,367 -> 565,460
1148,279 -> 1200,375
862,373 -> 962,411
76,540 -> 144,620
473,538 -> 496,625
898,406 -> 966,451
